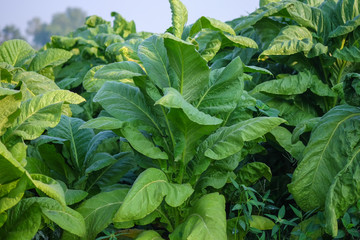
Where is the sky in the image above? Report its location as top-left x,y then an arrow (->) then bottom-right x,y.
0,0 -> 259,36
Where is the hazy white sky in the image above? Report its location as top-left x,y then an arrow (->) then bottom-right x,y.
0,0 -> 259,35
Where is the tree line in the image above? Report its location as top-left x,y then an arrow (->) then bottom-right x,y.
0,8 -> 86,48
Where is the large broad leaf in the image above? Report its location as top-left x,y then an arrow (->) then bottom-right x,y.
196,57 -> 244,117
343,73 -> 360,106
237,162 -> 272,186
80,117 -> 125,130
3,90 -> 85,141
259,25 -> 313,59
288,105 -> 360,212
0,200 -> 42,240
325,156 -> 360,236
14,72 -> 60,96
333,46 -> 360,62
136,230 -> 164,240
138,35 -> 172,89
113,168 -> 193,223
76,189 -> 129,240
111,12 -> 136,37
94,81 -> 161,132
163,34 -> 210,103
29,174 -> 66,206
252,71 -> 335,97
269,126 -> 305,161
169,193 -> 227,240
329,14 -> 360,38
261,97 -> 318,126
235,1 -> 328,36
121,124 -> 168,160
0,91 -> 21,136
0,175 -> 27,213
190,16 -> 236,37
0,39 -> 35,67
0,141 -> 26,184
169,0 -> 188,38
155,88 -> 222,125
201,117 -> 285,160
83,61 -> 145,92
26,197 -> 85,237
28,49 -> 72,72
47,116 -> 94,169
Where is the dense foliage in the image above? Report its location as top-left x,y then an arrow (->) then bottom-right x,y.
1,0 -> 360,239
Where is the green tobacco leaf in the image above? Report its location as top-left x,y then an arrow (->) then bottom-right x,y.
264,97 -> 318,126
196,57 -> 244,117
15,72 -> 59,96
64,188 -> 88,206
136,230 -> 164,240
260,0 -> 281,7
334,0 -> 360,25
167,108 -> 219,164
288,105 -> 360,212
329,15 -> 360,38
190,16 -> 235,37
269,126 -> 305,160
28,49 -> 72,72
113,168 -> 193,223
0,141 -> 26,184
85,153 -> 118,175
237,162 -> 272,186
244,65 -> 273,76
333,46 -> 360,63
0,175 -> 27,213
343,73 -> 360,106
47,115 -> 94,169
325,158 -> 360,236
169,193 -> 226,240
111,12 -> 136,38
164,34 -> 210,103
4,90 -> 85,141
252,72 -> 317,95
234,1 -> 292,31
155,88 -> 222,125
260,25 -> 313,59
198,32 -> 222,62
86,152 -> 135,190
202,117 -> 285,160
0,39 -> 35,67
291,117 -> 320,143
27,197 -> 85,237
235,1 -> 328,35
80,117 -> 124,130
83,61 -> 145,92
76,189 -> 129,240
82,65 -> 104,92
94,81 -> 161,132
29,174 -> 66,206
0,91 -> 21,136
138,35 -> 172,89
221,34 -> 258,49
249,215 -> 275,230
0,87 -> 19,96
0,200 -> 41,240
169,0 -> 188,38
121,124 -> 168,160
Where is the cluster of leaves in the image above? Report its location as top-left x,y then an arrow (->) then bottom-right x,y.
2,0 -> 360,239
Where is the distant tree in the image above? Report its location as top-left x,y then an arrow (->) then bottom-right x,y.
27,7 -> 87,48
26,17 -> 51,48
0,25 -> 25,44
